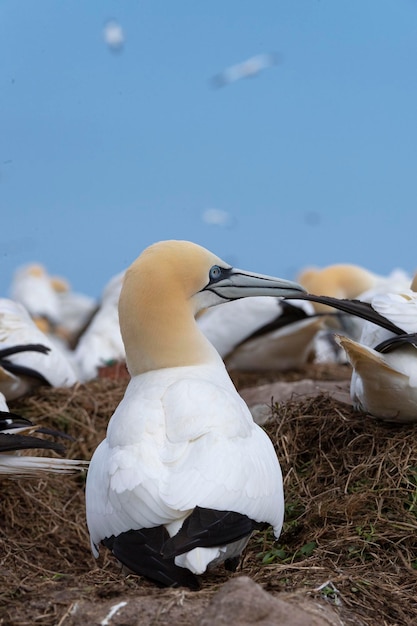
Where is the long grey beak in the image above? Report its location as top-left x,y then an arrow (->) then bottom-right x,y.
205,267 -> 307,300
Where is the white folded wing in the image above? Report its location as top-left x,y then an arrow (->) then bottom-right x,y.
86,363 -> 283,556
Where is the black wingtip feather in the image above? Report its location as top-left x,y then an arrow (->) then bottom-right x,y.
161,506 -> 268,559
375,332 -> 417,353
0,412 -> 34,430
0,343 -> 51,359
102,527 -> 200,590
0,360 -> 50,385
283,294 -> 405,336
0,432 -> 66,455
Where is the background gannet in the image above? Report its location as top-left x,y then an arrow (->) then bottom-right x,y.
10,263 -> 65,336
73,271 -> 125,382
197,297 -> 324,371
281,275 -> 417,421
297,263 -> 381,306
0,299 -> 78,400
85,240 -> 306,589
335,283 -> 417,422
9,263 -> 96,349
296,264 -> 412,339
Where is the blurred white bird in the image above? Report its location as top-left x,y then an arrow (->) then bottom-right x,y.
73,271 -> 125,382
0,299 -> 78,400
335,283 -> 417,422
8,262 -> 84,349
54,287 -> 97,348
284,273 -> 417,421
198,297 -> 324,371
10,263 -> 63,330
297,263 -> 382,305
211,52 -> 280,88
86,240 -> 306,589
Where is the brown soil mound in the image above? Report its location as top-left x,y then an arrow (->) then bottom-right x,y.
1,365 -> 417,625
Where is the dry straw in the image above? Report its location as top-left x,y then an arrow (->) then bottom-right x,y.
1,366 -> 417,625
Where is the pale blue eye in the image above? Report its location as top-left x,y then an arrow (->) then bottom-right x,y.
209,265 -> 222,281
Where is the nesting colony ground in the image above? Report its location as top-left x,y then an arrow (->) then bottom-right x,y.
1,363 -> 417,625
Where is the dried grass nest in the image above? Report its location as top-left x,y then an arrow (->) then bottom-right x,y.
1,364 -> 417,626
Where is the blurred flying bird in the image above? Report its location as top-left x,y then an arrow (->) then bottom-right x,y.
211,52 -> 281,89
202,208 -> 235,228
103,19 -> 125,52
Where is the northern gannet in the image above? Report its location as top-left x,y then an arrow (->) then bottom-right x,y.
85,240 -> 306,589
0,299 -> 78,400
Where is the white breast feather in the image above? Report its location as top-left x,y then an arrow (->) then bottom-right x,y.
86,364 -> 283,554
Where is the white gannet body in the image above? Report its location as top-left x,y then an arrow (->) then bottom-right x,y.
85,240 -> 306,589
9,263 -> 63,329
0,298 -> 78,400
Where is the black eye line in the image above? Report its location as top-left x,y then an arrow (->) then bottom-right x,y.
203,287 -> 231,300
208,266 -> 233,284
200,266 -> 233,295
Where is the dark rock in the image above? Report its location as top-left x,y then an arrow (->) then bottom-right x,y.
198,576 -> 341,626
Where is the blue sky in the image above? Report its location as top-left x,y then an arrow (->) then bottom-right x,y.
1,1 -> 417,298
